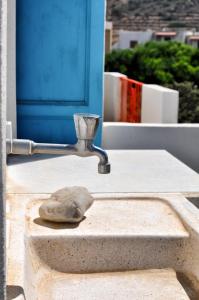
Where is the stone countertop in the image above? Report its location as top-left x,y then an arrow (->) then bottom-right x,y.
27,197 -> 189,238
6,150 -> 199,196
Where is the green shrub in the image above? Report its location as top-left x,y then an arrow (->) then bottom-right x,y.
105,41 -> 199,85
105,42 -> 199,123
168,21 -> 187,28
167,82 -> 199,123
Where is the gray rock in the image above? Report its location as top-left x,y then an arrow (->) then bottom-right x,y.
39,186 -> 94,223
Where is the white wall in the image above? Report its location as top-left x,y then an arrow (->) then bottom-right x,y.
104,72 -> 127,121
6,0 -> 16,138
117,30 -> 153,49
141,85 -> 179,123
176,30 -> 193,43
104,73 -> 179,123
0,0 -> 7,298
103,123 -> 199,173
189,40 -> 199,49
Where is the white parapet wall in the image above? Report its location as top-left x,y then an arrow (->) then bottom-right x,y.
6,121 -> 12,140
141,84 -> 179,123
104,72 -> 179,123
102,122 -> 199,173
104,72 -> 127,122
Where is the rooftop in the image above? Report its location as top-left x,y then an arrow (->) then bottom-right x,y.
155,32 -> 177,37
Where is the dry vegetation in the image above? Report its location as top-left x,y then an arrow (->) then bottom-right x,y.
107,0 -> 199,31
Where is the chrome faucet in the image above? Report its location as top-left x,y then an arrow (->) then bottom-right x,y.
6,114 -> 111,174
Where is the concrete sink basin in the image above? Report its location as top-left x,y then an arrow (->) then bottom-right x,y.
22,194 -> 199,299
6,193 -> 199,299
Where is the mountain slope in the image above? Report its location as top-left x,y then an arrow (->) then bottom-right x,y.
107,0 -> 199,31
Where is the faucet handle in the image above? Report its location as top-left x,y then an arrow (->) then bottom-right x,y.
74,113 -> 100,140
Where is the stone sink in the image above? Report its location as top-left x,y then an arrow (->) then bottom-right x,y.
15,194 -> 198,300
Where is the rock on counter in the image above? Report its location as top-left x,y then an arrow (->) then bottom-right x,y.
39,186 -> 94,223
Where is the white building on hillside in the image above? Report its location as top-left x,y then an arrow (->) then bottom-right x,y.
114,29 -> 153,49
114,29 -> 196,50
187,33 -> 199,48
154,30 -> 193,43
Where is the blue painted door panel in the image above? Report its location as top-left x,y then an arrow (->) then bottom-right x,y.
16,0 -> 105,144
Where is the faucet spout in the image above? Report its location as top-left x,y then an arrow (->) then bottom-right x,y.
75,139 -> 110,174
6,114 -> 111,174
91,145 -> 111,174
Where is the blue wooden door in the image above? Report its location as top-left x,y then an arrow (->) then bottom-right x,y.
16,0 -> 105,144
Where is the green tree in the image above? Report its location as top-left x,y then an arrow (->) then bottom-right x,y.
105,41 -> 199,85
105,41 -> 199,123
167,82 -> 199,123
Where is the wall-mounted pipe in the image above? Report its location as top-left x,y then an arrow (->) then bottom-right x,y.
7,114 -> 111,174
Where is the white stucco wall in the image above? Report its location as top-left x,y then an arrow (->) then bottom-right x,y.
102,123 -> 199,173
104,73 -> 179,123
6,0 -> 16,138
0,0 -> 7,298
104,72 -> 127,121
141,85 -> 179,123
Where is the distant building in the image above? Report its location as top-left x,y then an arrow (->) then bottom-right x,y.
153,30 -> 193,43
114,30 -> 153,49
154,31 -> 177,41
113,28 -> 197,50
187,34 -> 199,48
105,22 -> 113,54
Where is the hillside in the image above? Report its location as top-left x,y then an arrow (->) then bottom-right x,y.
107,0 -> 199,31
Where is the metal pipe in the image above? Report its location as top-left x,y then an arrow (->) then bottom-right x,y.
6,114 -> 111,174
